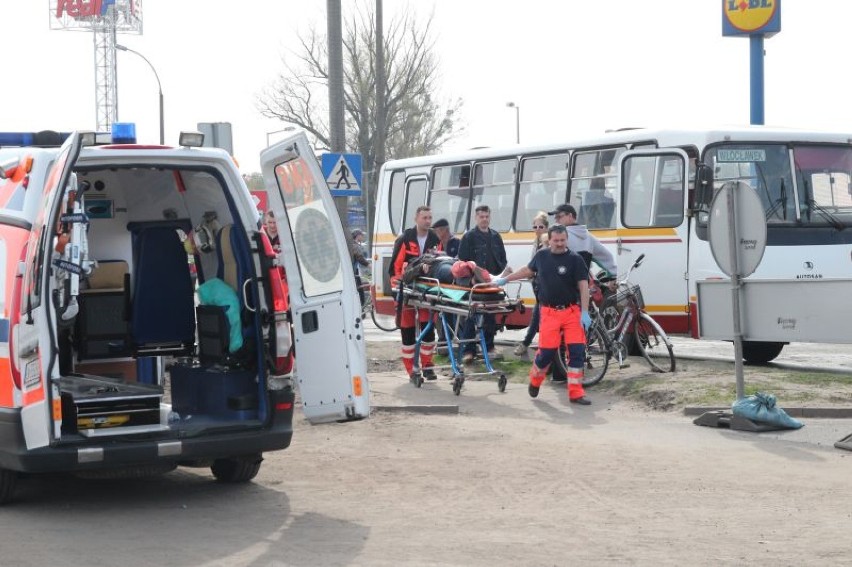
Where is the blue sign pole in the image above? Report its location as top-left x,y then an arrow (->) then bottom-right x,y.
749,35 -> 765,125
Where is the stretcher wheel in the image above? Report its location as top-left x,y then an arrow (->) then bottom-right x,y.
411,372 -> 423,388
452,375 -> 464,395
498,374 -> 507,393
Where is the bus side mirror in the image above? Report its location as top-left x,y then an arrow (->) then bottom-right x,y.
695,163 -> 713,206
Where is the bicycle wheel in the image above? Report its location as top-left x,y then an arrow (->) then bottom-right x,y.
552,327 -> 609,387
634,312 -> 675,372
582,324 -> 610,387
371,304 -> 399,332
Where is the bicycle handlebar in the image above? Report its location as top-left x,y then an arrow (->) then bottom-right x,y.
617,253 -> 646,288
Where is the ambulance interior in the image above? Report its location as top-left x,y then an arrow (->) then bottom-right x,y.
54,164 -> 269,437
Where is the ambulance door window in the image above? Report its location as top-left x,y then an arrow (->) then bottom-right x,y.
273,156 -> 344,298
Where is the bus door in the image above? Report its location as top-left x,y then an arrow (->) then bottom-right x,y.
617,148 -> 690,333
259,134 -> 370,424
16,132 -> 84,449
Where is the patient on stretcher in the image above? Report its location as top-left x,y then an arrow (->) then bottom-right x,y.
403,253 -> 495,287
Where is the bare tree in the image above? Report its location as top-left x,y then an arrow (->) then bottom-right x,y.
256,2 -> 463,228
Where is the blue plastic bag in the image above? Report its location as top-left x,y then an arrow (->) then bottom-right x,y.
196,278 -> 243,353
731,392 -> 803,429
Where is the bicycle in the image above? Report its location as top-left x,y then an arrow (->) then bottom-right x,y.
555,254 -> 676,386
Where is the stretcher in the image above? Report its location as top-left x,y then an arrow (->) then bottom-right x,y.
398,277 -> 523,395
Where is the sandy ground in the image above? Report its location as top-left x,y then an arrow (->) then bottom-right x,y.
261,362 -> 852,566
4,337 -> 852,567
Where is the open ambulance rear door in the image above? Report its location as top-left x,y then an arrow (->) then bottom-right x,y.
16,132 -> 84,449
260,133 -> 370,424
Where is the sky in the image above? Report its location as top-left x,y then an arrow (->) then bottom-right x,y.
4,1 -> 851,174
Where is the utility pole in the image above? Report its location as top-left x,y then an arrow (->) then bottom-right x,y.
373,0 -> 386,240
327,0 -> 349,228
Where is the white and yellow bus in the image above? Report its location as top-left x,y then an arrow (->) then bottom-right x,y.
371,126 -> 852,363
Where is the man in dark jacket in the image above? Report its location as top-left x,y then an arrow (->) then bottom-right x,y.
388,206 -> 442,380
457,204 -> 509,363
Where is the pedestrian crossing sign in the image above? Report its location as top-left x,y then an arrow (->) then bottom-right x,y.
321,153 -> 362,197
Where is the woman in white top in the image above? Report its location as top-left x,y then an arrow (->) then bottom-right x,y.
514,211 -> 549,355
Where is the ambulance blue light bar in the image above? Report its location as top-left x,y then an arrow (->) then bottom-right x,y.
0,131 -> 71,147
111,122 -> 137,144
0,124 -> 138,148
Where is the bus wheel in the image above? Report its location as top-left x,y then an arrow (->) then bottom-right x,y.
211,455 -> 263,483
0,469 -> 17,504
742,341 -> 785,365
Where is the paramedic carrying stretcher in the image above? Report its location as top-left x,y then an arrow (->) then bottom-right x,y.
389,206 -> 442,380
493,224 -> 593,405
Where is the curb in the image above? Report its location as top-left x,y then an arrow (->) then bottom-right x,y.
683,406 -> 852,418
372,405 -> 459,415
673,353 -> 852,376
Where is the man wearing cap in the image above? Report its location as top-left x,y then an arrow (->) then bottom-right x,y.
431,218 -> 460,258
492,224 -> 592,405
550,204 -> 617,276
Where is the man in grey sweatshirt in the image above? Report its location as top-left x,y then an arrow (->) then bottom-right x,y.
549,204 -> 617,275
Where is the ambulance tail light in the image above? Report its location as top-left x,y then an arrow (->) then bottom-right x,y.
259,232 -> 293,375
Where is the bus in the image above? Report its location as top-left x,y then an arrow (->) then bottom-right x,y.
370,126 -> 852,363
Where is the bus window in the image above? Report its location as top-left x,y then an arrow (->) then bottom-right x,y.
471,159 -> 516,232
655,156 -> 685,226
388,170 -> 405,234
518,153 -> 568,229
810,172 -> 852,207
792,145 -> 852,228
705,144 -> 796,224
430,164 -> 471,233
402,177 -> 428,230
621,154 -> 684,228
570,148 -> 624,229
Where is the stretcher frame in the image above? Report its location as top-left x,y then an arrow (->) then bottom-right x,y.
398,277 -> 522,395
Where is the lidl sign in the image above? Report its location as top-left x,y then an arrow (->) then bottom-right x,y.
722,0 -> 781,37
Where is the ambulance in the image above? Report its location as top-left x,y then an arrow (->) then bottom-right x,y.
0,126 -> 369,503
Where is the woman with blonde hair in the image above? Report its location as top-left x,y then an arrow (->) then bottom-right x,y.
514,211 -> 549,356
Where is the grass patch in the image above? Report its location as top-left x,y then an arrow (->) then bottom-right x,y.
777,371 -> 852,386
432,353 -> 530,382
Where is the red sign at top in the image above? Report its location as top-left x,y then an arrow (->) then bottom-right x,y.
56,0 -> 103,18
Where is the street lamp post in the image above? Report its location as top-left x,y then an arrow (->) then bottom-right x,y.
266,126 -> 296,146
506,102 -> 520,144
116,44 -> 164,145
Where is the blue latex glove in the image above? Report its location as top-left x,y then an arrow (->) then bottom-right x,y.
493,276 -> 508,286
581,310 -> 592,330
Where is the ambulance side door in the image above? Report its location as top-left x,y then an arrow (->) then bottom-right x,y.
16,132 -> 83,449
260,133 -> 370,424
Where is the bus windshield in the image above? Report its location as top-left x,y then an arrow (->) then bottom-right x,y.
702,143 -> 852,228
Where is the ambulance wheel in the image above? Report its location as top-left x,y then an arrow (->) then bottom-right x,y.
0,468 -> 17,504
498,374 -> 507,393
211,455 -> 263,483
452,376 -> 464,396
411,372 -> 423,388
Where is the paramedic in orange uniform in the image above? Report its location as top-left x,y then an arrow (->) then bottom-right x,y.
493,225 -> 592,404
388,206 -> 442,381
